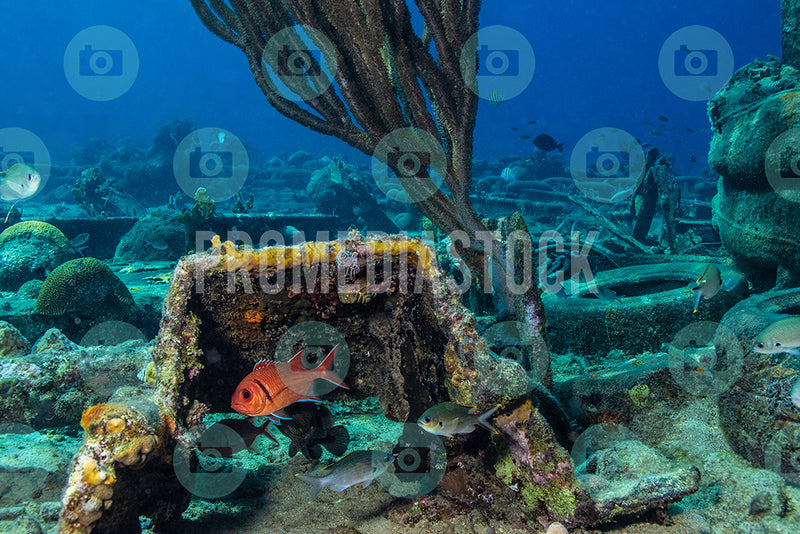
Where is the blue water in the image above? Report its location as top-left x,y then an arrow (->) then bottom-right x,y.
0,1 -> 780,172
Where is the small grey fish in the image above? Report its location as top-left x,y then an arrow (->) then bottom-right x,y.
296,450 -> 394,499
69,233 -> 90,256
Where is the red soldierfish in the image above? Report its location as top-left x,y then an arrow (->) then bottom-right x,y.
231,345 -> 347,420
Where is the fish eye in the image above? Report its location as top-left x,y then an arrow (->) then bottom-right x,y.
776,342 -> 782,347
422,416 -> 430,424
241,389 -> 251,399
756,343 -> 764,349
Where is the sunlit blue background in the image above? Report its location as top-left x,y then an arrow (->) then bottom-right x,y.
0,1 -> 781,177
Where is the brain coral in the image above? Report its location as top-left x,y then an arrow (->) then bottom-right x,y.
35,258 -> 134,316
0,221 -> 71,290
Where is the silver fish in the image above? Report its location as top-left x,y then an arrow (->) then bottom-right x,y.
417,402 -> 498,437
0,163 -> 41,201
296,449 -> 394,499
753,316 -> 800,355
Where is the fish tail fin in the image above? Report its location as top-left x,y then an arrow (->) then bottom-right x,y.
260,423 -> 279,445
478,405 -> 500,434
692,287 -> 702,313
296,474 -> 326,500
323,425 -> 350,457
316,344 -> 349,390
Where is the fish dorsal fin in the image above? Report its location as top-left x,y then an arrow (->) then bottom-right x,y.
288,348 -> 306,371
289,344 -> 339,372
322,450 -> 354,470
253,359 -> 272,371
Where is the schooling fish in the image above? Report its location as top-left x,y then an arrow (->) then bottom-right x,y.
296,450 -> 395,499
753,316 -> 800,355
277,403 -> 350,460
0,163 -> 41,201
417,402 -> 499,437
231,345 -> 348,420
533,134 -> 564,152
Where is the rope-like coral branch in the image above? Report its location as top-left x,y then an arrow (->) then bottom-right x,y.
190,0 -> 517,314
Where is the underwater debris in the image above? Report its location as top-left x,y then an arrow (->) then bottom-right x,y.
54,233 -> 587,529
59,395 -> 177,533
574,439 -> 700,522
709,57 -> 800,289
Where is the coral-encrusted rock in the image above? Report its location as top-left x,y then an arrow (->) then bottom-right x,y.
58,393 -> 182,534
59,234 -> 548,533
494,399 -> 598,527
0,321 -> 30,358
0,221 -> 71,291
708,57 -> 800,285
575,440 -> 700,521
31,328 -> 79,354
153,233 -> 515,423
715,287 -> 800,486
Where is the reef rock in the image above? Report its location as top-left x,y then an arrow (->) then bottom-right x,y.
715,287 -> 800,490
114,207 -> 185,262
0,321 -> 30,358
0,221 -> 71,291
57,233 -> 590,533
575,439 -> 700,521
